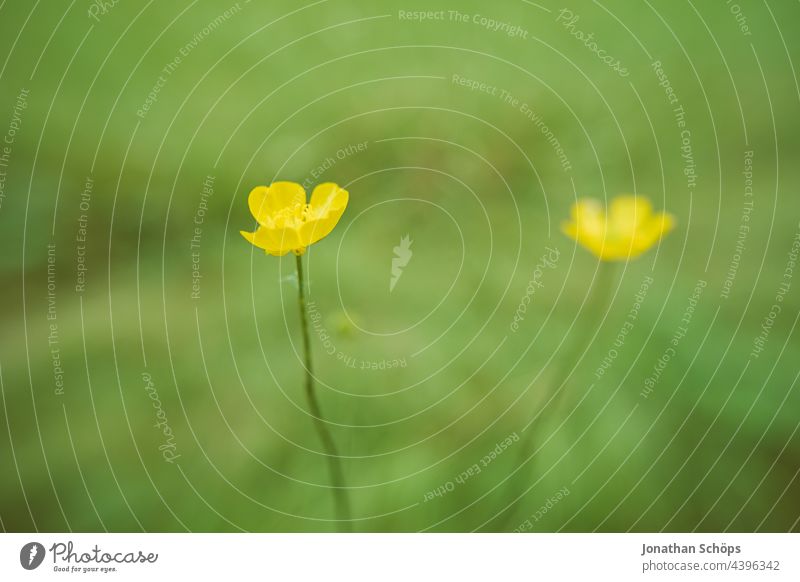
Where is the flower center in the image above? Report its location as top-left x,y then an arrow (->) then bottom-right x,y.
273,203 -> 313,228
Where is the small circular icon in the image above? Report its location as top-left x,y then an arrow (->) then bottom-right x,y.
20,542 -> 45,570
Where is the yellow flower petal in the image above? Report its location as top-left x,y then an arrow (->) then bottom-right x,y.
268,181 -> 307,208
242,181 -> 347,256
240,228 -> 291,256
300,183 -> 348,245
562,199 -> 605,256
272,226 -> 306,255
248,182 -> 306,225
563,195 -> 673,261
300,206 -> 346,246
659,212 -> 675,235
633,211 -> 675,255
609,195 -> 653,231
572,199 -> 604,238
247,186 -> 270,224
309,183 -> 348,216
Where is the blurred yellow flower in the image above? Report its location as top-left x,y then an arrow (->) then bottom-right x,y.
241,181 -> 348,256
562,195 -> 674,260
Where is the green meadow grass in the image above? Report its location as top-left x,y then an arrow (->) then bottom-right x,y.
0,0 -> 798,531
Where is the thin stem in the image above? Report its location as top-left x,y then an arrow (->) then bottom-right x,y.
498,262 -> 617,530
548,261 -> 618,412
295,253 -> 352,532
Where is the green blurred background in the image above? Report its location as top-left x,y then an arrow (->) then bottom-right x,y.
1,0 -> 799,532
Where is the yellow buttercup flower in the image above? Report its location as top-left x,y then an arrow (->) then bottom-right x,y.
240,181 -> 349,256
562,195 -> 674,260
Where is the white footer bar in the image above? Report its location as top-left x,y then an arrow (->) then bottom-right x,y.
1,533 -> 797,580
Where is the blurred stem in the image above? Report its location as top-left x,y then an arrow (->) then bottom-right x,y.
547,261 -> 618,412
295,253 -> 352,532
499,261 -> 617,530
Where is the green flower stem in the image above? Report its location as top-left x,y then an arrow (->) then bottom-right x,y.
546,261 -> 618,414
499,261 -> 618,529
295,253 -> 352,532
